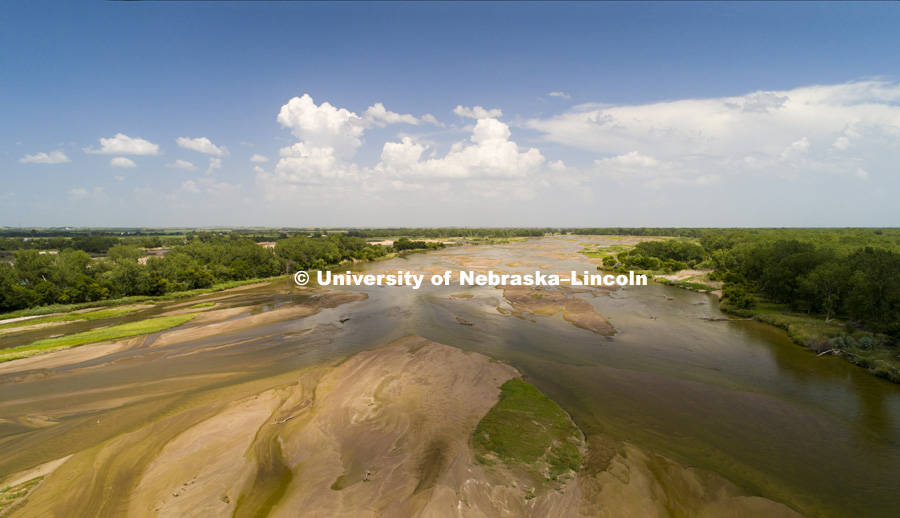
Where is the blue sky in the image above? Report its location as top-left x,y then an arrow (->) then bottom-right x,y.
2,1 -> 899,227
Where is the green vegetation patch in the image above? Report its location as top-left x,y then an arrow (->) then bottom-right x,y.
0,306 -> 145,332
833,340 -> 900,383
473,379 -> 583,479
655,278 -> 718,292
0,313 -> 197,363
578,244 -> 631,259
0,477 -> 43,513
187,301 -> 216,309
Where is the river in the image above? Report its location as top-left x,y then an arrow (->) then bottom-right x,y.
1,236 -> 898,517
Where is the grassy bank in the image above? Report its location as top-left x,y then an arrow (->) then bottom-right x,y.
0,313 -> 198,363
655,277 -> 719,292
186,302 -> 216,309
578,243 -> 633,259
721,299 -> 900,383
0,306 -> 147,332
472,379 -> 583,482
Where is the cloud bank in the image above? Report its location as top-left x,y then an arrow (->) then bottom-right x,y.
527,80 -> 900,187
258,95 -> 548,203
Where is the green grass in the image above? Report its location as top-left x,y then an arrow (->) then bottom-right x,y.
0,306 -> 146,332
472,379 -> 583,479
0,313 -> 198,363
186,302 -> 216,309
578,244 -> 631,259
0,275 -> 288,321
655,278 -> 718,292
0,477 -> 43,513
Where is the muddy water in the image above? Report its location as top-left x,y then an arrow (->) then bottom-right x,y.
1,236 -> 899,517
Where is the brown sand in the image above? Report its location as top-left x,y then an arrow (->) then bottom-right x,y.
0,340 -> 136,377
151,293 -> 366,348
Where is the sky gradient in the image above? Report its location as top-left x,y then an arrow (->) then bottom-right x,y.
3,1 -> 899,228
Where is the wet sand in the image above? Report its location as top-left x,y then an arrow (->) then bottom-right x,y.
499,285 -> 615,336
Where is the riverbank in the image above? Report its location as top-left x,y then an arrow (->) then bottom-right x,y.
720,299 -> 900,383
642,269 -> 900,384
584,248 -> 900,385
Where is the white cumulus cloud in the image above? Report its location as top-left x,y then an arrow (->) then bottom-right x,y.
176,136 -> 227,155
19,150 -> 70,164
250,154 -> 269,163
375,117 -> 544,179
277,94 -> 365,159
206,157 -> 222,175
453,105 -> 503,119
110,157 -> 137,168
84,134 -> 160,155
166,159 -> 198,170
421,113 -> 444,126
548,91 -> 572,100
363,103 -> 420,127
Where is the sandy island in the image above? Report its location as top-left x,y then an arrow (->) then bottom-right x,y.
498,285 -> 616,336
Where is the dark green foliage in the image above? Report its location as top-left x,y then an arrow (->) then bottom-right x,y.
626,255 -> 660,270
721,282 -> 757,311
844,247 -> 900,335
71,235 -> 120,253
275,234 -> 387,270
604,239 -> 706,273
392,237 -> 445,252
0,232 -> 397,313
632,240 -> 706,265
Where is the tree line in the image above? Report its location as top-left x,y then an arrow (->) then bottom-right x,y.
0,234 -> 438,312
